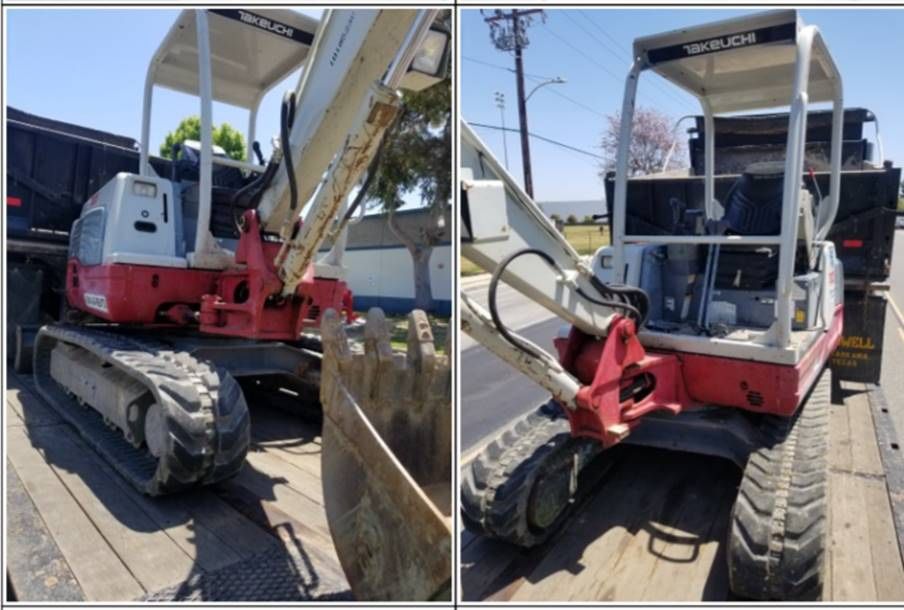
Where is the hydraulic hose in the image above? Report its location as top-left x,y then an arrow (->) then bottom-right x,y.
487,248 -> 650,359
488,249 -> 556,359
281,90 -> 298,212
229,160 -> 280,232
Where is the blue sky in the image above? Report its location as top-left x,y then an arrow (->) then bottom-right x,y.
6,8 -> 323,160
461,8 -> 904,202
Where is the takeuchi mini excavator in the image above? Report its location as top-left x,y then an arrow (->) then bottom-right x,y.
25,8 -> 451,600
461,10 -> 858,601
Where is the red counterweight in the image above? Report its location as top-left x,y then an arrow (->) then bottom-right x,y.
554,305 -> 845,449
66,209 -> 351,340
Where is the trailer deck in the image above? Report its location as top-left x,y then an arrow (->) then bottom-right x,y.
461,382 -> 904,602
5,367 -> 350,602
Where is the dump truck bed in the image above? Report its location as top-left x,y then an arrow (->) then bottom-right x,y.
461,382 -> 904,602
5,367 -> 350,602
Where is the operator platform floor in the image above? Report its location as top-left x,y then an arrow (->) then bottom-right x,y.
461,381 -> 904,602
5,367 -> 351,602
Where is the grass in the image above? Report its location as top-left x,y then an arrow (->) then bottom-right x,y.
349,311 -> 450,354
562,224 -> 611,255
459,224 -> 611,275
461,258 -> 484,277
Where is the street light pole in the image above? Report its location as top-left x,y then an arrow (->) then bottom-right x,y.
525,76 -> 566,102
494,92 -> 509,169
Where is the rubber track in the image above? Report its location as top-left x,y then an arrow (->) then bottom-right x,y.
728,368 -> 831,601
461,401 -> 599,547
33,325 -> 250,496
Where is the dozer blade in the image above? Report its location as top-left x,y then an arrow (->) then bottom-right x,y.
320,308 -> 451,601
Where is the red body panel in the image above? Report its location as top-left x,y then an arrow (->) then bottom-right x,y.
66,210 -> 351,340
67,261 -> 218,323
554,306 -> 843,447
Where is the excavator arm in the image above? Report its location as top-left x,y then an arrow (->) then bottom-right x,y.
460,121 -> 648,407
252,9 -> 445,295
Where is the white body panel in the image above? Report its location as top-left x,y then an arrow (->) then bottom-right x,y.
460,122 -> 619,337
87,173 -> 185,268
591,242 -> 843,365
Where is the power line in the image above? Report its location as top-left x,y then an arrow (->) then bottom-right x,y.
469,122 -> 604,161
576,10 -> 698,112
564,11 -> 631,65
546,14 -> 695,113
461,56 -> 560,81
543,23 -> 626,85
463,55 -> 605,124
576,10 -> 632,62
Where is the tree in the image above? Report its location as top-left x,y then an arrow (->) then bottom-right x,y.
566,214 -> 578,225
582,215 -> 594,225
159,116 -> 246,161
549,213 -> 562,224
599,106 -> 685,178
344,13 -> 453,313
366,65 -> 451,311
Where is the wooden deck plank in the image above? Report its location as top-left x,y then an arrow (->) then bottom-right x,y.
248,408 -> 324,479
25,424 -> 198,592
244,445 -> 324,506
6,426 -> 145,600
829,471 -> 879,601
5,365 -> 348,601
174,491 -> 280,558
7,398 -> 25,427
6,371 -> 61,427
829,397 -> 853,472
212,477 -> 346,586
462,382 -> 904,602
219,466 -> 335,553
505,451 -> 678,602
639,473 -> 736,601
846,391 -> 884,476
863,476 -> 904,600
250,438 -> 323,481
6,458 -> 84,601
67,438 -> 247,573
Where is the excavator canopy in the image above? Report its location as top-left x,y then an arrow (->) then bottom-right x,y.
633,9 -> 840,113
148,9 -> 318,109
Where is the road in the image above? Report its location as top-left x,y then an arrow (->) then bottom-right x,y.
459,274 -> 557,449
461,228 -> 904,451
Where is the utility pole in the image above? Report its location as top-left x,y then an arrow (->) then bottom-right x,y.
494,91 -> 509,169
483,9 -> 544,198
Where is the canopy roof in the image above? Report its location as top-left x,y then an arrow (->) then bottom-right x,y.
149,9 -> 319,109
633,10 -> 840,113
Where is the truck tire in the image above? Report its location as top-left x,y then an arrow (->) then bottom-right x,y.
728,368 -> 831,600
461,401 -> 600,547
